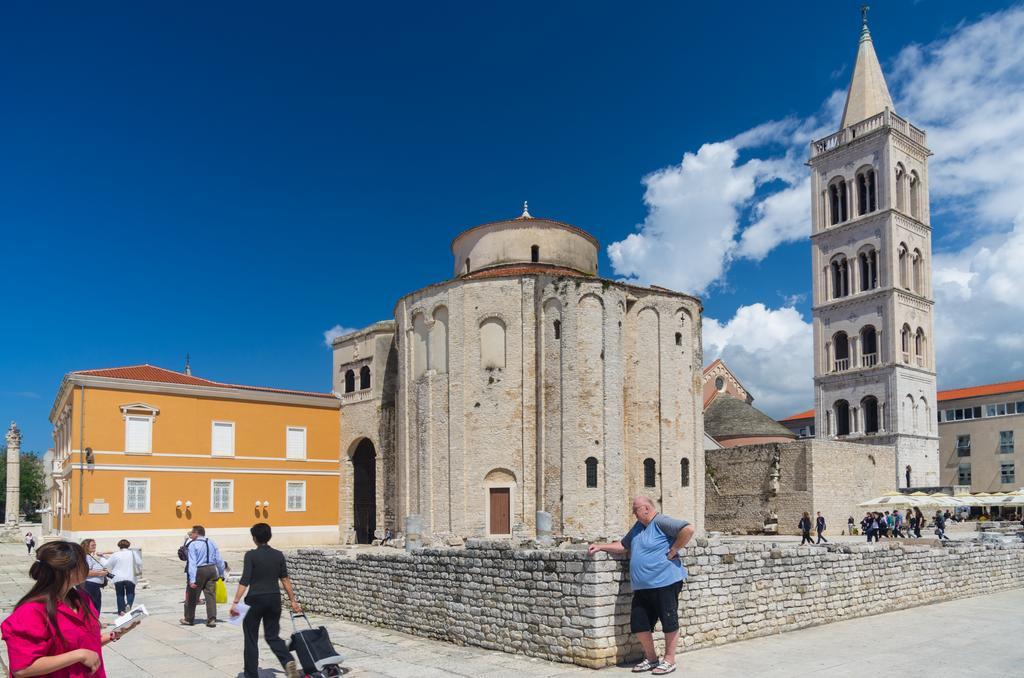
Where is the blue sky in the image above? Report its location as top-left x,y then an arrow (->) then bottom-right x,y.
4,1 -> 1023,453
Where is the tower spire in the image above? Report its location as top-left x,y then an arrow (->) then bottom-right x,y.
184,353 -> 191,376
839,5 -> 894,130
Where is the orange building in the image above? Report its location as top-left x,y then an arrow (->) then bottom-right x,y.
47,365 -> 341,551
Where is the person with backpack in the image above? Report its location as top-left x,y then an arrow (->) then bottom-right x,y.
815,512 -> 828,544
25,531 -> 35,555
229,523 -> 302,678
180,525 -> 225,627
933,510 -> 950,541
798,512 -> 814,545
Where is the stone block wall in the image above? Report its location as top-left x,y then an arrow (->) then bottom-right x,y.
288,538 -> 1024,668
706,439 -> 894,535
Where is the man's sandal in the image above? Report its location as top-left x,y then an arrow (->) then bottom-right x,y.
652,660 -> 677,675
632,658 -> 659,673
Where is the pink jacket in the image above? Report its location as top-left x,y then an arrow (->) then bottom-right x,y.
1,590 -> 105,678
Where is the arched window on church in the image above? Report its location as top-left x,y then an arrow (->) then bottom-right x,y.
895,164 -> 907,213
834,400 -> 851,436
860,325 -> 878,367
901,324 -> 912,363
585,457 -> 598,488
643,458 -> 656,488
531,245 -> 539,263
856,167 -> 876,215
680,458 -> 690,488
344,369 -> 355,394
480,317 -> 507,370
915,328 -> 926,367
898,244 -> 910,290
828,177 -> 848,225
832,331 -> 850,372
553,320 -> 561,340
675,332 -> 682,346
359,365 -> 371,390
830,255 -> 850,298
909,171 -> 921,219
465,258 -> 471,274
862,396 -> 879,434
912,249 -> 923,294
858,247 -> 878,291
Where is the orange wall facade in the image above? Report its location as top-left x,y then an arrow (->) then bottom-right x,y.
50,383 -> 341,550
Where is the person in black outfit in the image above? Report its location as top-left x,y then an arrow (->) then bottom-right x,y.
815,512 -> 828,544
798,512 -> 814,545
230,523 -> 302,678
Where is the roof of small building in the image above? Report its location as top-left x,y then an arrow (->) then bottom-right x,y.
70,364 -> 336,399
705,394 -> 797,440
779,408 -> 815,423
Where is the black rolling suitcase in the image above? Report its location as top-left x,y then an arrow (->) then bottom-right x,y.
288,613 -> 346,677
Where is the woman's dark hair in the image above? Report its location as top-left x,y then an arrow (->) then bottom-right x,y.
16,541 -> 92,645
118,539 -> 131,549
250,522 -> 272,544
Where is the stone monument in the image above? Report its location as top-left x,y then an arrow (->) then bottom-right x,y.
5,421 -> 21,526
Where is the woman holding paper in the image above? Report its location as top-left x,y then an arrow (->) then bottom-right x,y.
1,541 -> 124,677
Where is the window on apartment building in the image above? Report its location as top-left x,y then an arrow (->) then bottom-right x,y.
211,421 -> 235,456
125,416 -> 153,454
124,478 -> 150,513
999,431 -> 1014,454
956,435 -> 971,457
1000,463 -> 1016,485
286,481 -> 306,511
286,426 -> 307,460
947,406 -> 982,422
958,464 -> 971,485
1017,401 -> 1024,414
211,480 -> 233,512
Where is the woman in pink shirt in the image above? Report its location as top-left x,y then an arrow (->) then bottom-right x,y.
1,541 -> 122,677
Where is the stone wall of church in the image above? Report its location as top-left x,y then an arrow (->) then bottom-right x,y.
287,538 -> 1024,668
393,273 -> 704,542
705,440 -> 894,535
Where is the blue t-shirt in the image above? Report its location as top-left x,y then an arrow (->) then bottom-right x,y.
621,514 -> 690,590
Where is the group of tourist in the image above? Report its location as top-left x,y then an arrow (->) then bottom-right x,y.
2,523 -> 305,678
860,508 -> 956,541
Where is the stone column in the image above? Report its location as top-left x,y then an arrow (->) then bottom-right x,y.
6,422 -> 22,525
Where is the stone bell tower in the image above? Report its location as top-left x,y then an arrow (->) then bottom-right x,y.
808,9 -> 939,487
5,421 -> 22,525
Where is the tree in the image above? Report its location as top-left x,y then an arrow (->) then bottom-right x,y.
0,448 -> 46,521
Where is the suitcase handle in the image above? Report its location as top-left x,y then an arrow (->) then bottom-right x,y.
289,611 -> 314,632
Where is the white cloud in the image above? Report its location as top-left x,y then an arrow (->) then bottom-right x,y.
703,303 -> 813,418
323,324 -> 359,347
615,6 -> 1024,411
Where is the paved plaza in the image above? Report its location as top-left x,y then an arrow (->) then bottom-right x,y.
1,541 -> 1022,677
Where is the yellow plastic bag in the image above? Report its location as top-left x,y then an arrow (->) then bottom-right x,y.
215,578 -> 228,604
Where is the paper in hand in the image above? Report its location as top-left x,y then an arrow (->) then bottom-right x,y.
113,604 -> 148,633
228,602 -> 250,626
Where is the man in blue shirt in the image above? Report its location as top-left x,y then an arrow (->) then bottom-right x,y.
589,496 -> 695,675
181,524 -> 225,627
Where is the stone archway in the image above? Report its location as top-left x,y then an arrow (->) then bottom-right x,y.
352,439 -> 377,544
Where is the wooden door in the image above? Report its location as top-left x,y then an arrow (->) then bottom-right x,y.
489,488 -> 510,535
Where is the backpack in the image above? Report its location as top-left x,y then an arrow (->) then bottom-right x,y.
177,538 -> 193,561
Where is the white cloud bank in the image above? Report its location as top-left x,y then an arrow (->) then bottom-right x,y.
323,324 -> 359,347
608,6 -> 1024,417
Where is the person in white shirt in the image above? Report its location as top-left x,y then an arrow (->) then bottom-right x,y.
106,539 -> 142,614
24,532 -> 35,555
80,538 -> 111,614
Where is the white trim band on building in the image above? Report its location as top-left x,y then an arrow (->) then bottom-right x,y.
68,464 -> 341,476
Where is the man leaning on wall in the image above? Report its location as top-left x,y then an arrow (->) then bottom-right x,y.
589,496 -> 695,675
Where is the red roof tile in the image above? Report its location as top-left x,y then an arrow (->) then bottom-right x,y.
937,379 -> 1024,402
779,408 -> 814,423
72,364 -> 336,399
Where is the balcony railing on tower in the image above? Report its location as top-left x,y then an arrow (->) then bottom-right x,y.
861,353 -> 878,367
833,358 -> 850,372
811,110 -> 927,158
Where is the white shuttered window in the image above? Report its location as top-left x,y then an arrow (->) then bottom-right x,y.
286,481 -> 306,511
286,427 -> 307,460
124,479 -> 150,513
211,421 -> 235,456
211,480 -> 233,512
125,416 -> 153,454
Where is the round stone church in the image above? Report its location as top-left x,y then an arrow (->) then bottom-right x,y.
333,207 -> 705,543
